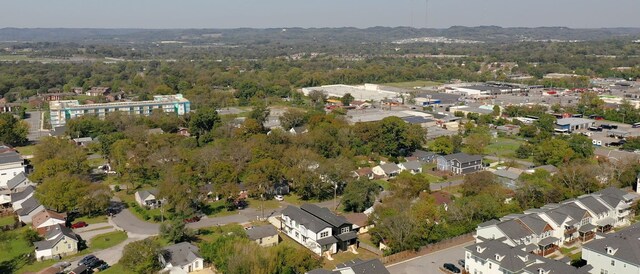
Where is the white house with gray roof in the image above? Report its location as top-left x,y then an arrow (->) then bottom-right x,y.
398,160 -> 423,174
160,242 -> 204,273
135,189 -> 161,208
280,204 -> 357,257
372,163 -> 401,178
465,239 -> 587,274
16,196 -> 44,224
0,148 -> 25,189
582,222 -> 640,274
475,187 -> 639,257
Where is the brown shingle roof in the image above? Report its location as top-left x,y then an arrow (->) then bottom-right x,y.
31,209 -> 66,229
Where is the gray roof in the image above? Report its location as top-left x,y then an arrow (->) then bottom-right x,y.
402,116 -> 433,125
556,118 -> 594,126
443,152 -> 482,164
137,189 -> 158,201
10,185 -> 35,202
546,203 -> 588,226
518,214 -> 550,235
245,225 -> 278,241
307,269 -> 337,274
411,149 -> 436,159
49,126 -> 67,137
577,196 -> 610,215
465,240 -> 533,272
0,150 -> 22,165
496,219 -> 534,241
300,204 -> 350,228
583,222 -> 640,266
6,172 -> 30,190
379,163 -> 401,174
523,258 -> 586,274
35,224 -> 78,250
494,169 -> 520,180
336,259 -> 390,274
162,242 -> 202,267
16,196 -> 42,216
282,205 -> 331,233
400,160 -> 423,171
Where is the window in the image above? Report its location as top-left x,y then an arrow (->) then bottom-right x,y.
320,231 -> 329,238
611,260 -> 615,266
489,263 -> 492,269
195,261 -> 199,268
341,227 -> 350,234
295,232 -> 299,238
600,269 -> 608,274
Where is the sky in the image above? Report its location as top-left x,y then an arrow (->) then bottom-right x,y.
2,0 -> 640,29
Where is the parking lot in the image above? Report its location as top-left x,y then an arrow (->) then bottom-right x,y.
387,240 -> 472,274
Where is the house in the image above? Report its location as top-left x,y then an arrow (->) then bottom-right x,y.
398,160 -> 423,174
16,196 -> 45,223
344,213 -> 373,234
493,168 -> 524,189
0,147 -> 26,188
352,167 -> 374,180
464,239 -> 586,274
31,210 -> 67,236
582,222 -> 640,274
72,137 -> 94,147
410,150 -> 437,162
280,204 -> 358,257
34,224 -> 79,261
372,163 -> 401,178
177,127 -> 191,137
436,153 -> 483,175
246,225 -> 279,247
160,242 -> 205,273
69,265 -> 89,274
307,259 -> 390,274
135,189 -> 160,208
10,185 -> 35,210
85,87 -> 111,97
289,126 -> 308,135
1,172 -> 35,193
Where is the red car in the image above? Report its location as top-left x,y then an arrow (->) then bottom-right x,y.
71,221 -> 88,229
183,216 -> 200,223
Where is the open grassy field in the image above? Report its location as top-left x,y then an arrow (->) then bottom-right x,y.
14,145 -> 37,157
485,137 -> 525,158
99,263 -> 136,274
383,80 -> 441,89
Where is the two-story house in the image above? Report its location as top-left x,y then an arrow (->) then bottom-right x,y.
281,204 -> 358,257
436,153 -> 483,175
34,224 -> 79,261
0,148 -> 25,189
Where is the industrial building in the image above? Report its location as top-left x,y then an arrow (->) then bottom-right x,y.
49,94 -> 190,127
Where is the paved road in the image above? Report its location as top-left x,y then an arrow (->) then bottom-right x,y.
110,208 -> 160,235
64,232 -> 147,270
25,111 -> 48,141
430,179 -> 464,191
387,240 -> 473,274
77,227 -> 117,242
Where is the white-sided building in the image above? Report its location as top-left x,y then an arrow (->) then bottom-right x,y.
280,204 -> 358,257
160,242 -> 204,273
0,148 -> 25,189
582,223 -> 640,274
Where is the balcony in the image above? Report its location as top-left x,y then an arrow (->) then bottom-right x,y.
563,238 -> 579,246
534,245 -> 559,257
581,232 -> 595,242
564,227 -> 577,235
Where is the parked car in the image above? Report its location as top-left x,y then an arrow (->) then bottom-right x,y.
184,216 -> 201,223
71,221 -> 88,229
443,263 -> 461,273
88,259 -> 104,269
78,255 -> 96,266
275,195 -> 284,201
96,263 -> 110,271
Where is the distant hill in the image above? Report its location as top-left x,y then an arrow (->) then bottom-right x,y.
1,26 -> 639,44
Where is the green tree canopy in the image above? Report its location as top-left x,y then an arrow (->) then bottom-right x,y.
0,113 -> 28,147
342,179 -> 381,212
119,239 -> 163,274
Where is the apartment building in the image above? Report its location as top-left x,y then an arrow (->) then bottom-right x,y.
475,187 -> 639,257
582,222 -> 640,274
49,94 -> 190,127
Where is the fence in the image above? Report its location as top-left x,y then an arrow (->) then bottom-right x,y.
381,233 -> 474,265
359,242 -> 383,256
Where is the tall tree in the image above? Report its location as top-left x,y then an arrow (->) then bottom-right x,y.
340,93 -> 355,106
119,239 -> 163,274
342,179 -> 381,212
189,107 -> 220,141
0,113 -> 28,147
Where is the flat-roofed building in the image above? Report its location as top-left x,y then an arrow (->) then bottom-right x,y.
49,94 -> 190,127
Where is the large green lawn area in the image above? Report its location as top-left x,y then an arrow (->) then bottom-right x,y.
88,231 -> 128,250
485,137 -> 525,158
383,80 -> 441,89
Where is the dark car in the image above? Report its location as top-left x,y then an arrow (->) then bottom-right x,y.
96,263 -> 110,271
71,221 -> 88,229
443,263 -> 461,273
78,255 -> 96,266
86,258 -> 103,269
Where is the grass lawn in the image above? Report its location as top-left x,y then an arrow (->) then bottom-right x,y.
247,198 -> 282,210
422,173 -> 444,182
196,224 -> 246,243
283,194 -> 320,205
383,80 -> 441,89
0,216 -> 17,226
100,263 -> 136,274
0,228 -> 32,263
373,180 -> 390,191
74,215 -> 108,225
323,248 -> 379,269
14,145 -> 37,156
485,137 -> 524,158
203,200 -> 238,218
88,231 -> 128,250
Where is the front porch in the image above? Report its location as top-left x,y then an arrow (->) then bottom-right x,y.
535,237 -> 560,257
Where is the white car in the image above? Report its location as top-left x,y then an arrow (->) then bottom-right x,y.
275,195 -> 284,201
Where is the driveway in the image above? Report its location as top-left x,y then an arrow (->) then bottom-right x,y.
65,232 -> 147,269
387,240 -> 473,274
110,208 -> 160,235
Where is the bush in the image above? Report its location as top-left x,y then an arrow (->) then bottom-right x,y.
23,229 -> 42,245
114,185 -> 121,192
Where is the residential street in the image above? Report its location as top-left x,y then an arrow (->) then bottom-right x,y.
387,240 -> 473,274
24,111 -> 48,141
110,208 -> 160,235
